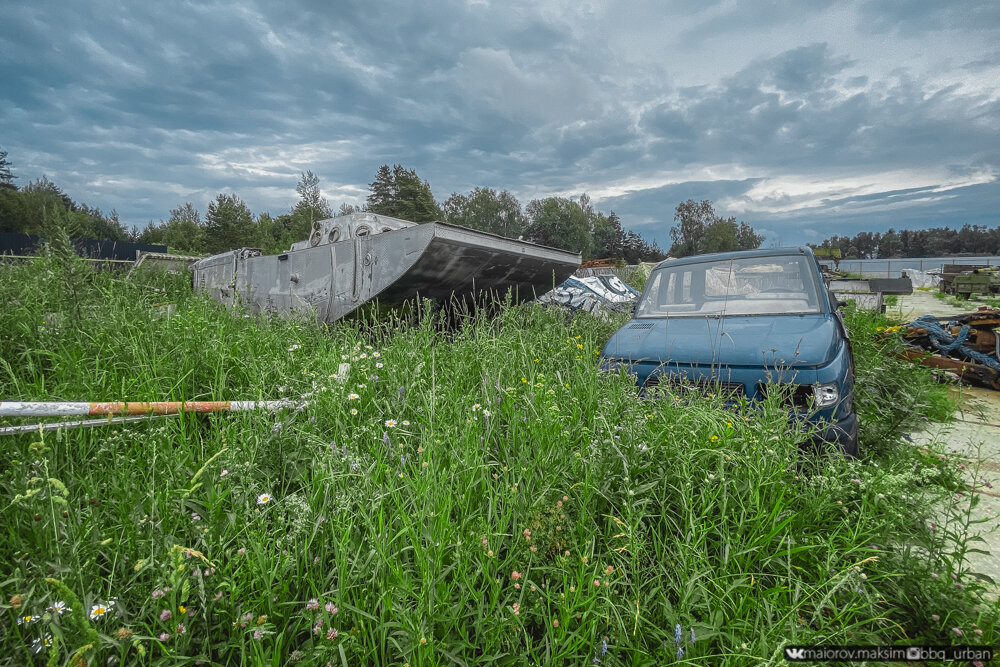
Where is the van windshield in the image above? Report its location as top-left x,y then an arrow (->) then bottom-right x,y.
636,255 -> 823,317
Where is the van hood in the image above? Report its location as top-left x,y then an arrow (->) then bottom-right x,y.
604,314 -> 840,369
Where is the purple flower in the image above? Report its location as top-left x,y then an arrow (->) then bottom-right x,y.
158,632 -> 170,641
152,589 -> 164,600
160,609 -> 172,622
306,598 -> 320,611
326,602 -> 338,615
327,627 -> 338,640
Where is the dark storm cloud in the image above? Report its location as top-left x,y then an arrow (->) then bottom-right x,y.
857,0 -> 1000,35
0,0 -> 997,245
638,44 -> 1000,173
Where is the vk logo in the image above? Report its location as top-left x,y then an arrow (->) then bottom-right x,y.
785,647 -> 807,660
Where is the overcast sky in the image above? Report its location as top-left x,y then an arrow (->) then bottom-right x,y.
2,0 -> 998,248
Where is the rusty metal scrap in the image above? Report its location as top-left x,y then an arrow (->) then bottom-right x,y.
900,308 -> 1000,390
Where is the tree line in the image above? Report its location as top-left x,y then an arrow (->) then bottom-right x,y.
1,149 -> 670,263
812,226 -> 1000,259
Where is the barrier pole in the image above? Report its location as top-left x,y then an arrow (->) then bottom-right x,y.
0,400 -> 296,418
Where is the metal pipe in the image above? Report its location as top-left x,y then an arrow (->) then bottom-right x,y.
0,414 -> 178,436
0,400 -> 296,418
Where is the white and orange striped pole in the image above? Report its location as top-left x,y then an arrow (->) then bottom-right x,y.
0,400 -> 296,417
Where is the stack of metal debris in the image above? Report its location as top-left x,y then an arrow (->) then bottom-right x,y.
899,309 -> 1000,390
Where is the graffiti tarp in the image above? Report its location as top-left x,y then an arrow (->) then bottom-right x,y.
536,275 -> 640,318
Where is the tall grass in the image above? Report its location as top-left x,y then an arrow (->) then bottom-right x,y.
1,255 -> 996,665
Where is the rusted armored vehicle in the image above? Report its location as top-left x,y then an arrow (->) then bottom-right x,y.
191,212 -> 580,323
950,267 -> 1000,299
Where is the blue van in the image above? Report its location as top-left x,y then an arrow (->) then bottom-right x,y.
600,247 -> 858,456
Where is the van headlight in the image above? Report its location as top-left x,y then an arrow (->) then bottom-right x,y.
813,382 -> 839,408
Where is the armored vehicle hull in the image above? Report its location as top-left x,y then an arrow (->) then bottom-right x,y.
191,213 -> 580,323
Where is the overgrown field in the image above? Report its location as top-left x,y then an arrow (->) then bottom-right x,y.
1,255 -> 997,665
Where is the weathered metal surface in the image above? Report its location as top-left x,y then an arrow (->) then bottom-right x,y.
828,276 -> 911,311
951,268 -> 1000,298
939,264 -> 990,293
868,277 -> 913,295
0,400 -> 295,417
829,279 -> 871,292
191,212 -> 581,323
834,292 -> 883,311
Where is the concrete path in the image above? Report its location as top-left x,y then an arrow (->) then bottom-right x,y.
891,291 -> 1000,594
886,289 -> 970,321
908,386 -> 1000,591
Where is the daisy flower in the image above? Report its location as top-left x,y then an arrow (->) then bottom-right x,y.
376,362 -> 383,368
372,351 -> 381,357
347,393 -> 360,400
17,614 -> 38,625
30,635 -> 52,654
48,601 -> 70,615
350,408 -> 358,415
287,344 -> 301,351
257,493 -> 272,505
472,403 -> 481,411
341,354 -> 348,360
90,603 -> 111,620
482,410 -> 490,417
385,419 -> 397,428
402,420 -> 410,426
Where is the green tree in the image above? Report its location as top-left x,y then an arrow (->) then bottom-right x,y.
591,211 -> 627,259
669,199 -> 762,257
523,197 -> 594,256
701,218 -> 739,253
736,221 -> 764,250
205,193 -> 255,253
0,146 -> 15,187
366,164 -> 442,222
669,199 -> 713,257
443,187 -> 527,238
879,229 -> 902,258
161,203 -> 206,253
294,171 -> 332,222
85,208 -> 130,241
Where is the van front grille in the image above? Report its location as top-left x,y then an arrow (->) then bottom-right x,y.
643,374 -> 745,398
